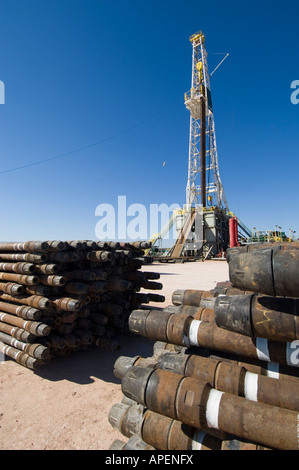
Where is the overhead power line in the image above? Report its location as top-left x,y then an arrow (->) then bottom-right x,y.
0,108 -> 166,175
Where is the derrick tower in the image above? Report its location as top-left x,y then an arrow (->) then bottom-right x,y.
185,31 -> 229,210
147,32 -> 251,259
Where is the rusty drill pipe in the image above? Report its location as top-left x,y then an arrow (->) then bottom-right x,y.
158,352 -> 299,412
64,334 -> 80,349
228,248 -> 299,297
67,270 -> 97,282
0,331 -> 50,360
172,289 -> 218,306
0,253 -> 48,263
213,286 -> 253,296
39,335 -> 66,350
0,301 -> 41,320
59,311 -> 78,324
0,241 -> 49,252
163,304 -> 215,322
68,293 -> 90,305
50,297 -> 80,311
74,329 -> 93,346
215,294 -> 299,342
0,341 -> 42,369
124,271 -> 148,282
153,341 -> 186,357
34,264 -> 59,274
39,275 -> 67,286
227,242 -> 299,257
0,321 -> 36,342
145,408 -> 216,450
64,281 -> 90,295
92,269 -> 108,281
100,303 -> 122,315
115,352 -> 299,412
209,353 -> 299,384
88,281 -> 107,293
84,241 -> 98,250
121,366 -> 299,450
181,317 -> 299,369
0,312 -> 50,336
86,250 -> 113,262
139,280 -> 163,290
47,252 -> 70,263
144,272 -> 160,280
114,355 -> 158,379
106,279 -> 132,292
171,288 -> 253,307
25,285 -> 51,297
67,240 -> 87,250
0,292 -> 50,309
147,293 -> 165,303
0,281 -> 25,295
106,241 -> 120,250
0,262 -> 35,274
131,241 -> 151,249
129,310 -> 299,369
109,436 -> 155,451
96,241 -> 109,249
45,240 -> 68,251
0,273 -> 39,286
109,403 -> 266,450
108,402 -> 145,438
94,336 -> 121,352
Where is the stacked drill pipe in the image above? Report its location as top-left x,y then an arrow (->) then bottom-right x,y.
110,340 -> 299,450
0,240 -> 164,369
109,243 -> 299,450
109,394 -> 272,450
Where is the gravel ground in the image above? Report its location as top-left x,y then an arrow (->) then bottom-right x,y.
0,260 -> 229,450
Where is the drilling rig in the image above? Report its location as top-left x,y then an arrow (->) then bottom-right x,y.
148,31 -> 251,260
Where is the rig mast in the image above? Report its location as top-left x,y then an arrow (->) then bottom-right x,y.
185,31 -> 229,211
147,31 -> 251,259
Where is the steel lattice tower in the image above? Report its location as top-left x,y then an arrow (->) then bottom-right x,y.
185,32 -> 229,211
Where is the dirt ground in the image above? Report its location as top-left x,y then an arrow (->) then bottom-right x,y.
0,260 -> 229,450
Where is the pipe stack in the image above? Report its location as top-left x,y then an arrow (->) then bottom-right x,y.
0,240 -> 164,369
109,243 -> 299,450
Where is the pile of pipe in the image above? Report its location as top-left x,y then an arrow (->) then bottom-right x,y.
108,242 -> 299,451
0,240 -> 164,370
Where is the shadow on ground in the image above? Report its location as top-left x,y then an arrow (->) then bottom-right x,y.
35,335 -> 155,386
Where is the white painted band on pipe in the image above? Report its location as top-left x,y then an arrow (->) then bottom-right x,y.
256,337 -> 270,362
192,430 -> 206,450
188,319 -> 202,346
205,389 -> 224,430
266,362 -> 280,379
244,371 -> 258,402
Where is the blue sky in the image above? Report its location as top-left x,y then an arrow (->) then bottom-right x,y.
0,0 -> 298,242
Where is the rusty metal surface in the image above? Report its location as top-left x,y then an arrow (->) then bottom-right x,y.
120,366 -> 299,450
215,294 -> 299,342
228,248 -> 299,297
0,239 -> 162,369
